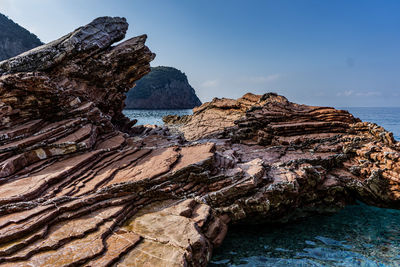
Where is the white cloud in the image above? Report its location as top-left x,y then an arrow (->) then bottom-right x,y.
201,80 -> 219,88
247,74 -> 281,83
355,91 -> 381,97
337,90 -> 381,97
337,90 -> 354,97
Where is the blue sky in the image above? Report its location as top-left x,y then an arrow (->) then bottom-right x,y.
1,0 -> 399,107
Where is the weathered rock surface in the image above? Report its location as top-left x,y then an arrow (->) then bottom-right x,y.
165,92 -> 400,218
164,92 -> 263,140
0,16 -> 399,267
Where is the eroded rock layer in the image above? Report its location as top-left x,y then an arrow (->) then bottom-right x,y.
165,92 -> 400,220
0,17 -> 399,267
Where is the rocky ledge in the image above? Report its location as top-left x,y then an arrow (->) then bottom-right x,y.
0,17 -> 399,267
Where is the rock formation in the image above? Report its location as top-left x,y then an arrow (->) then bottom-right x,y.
0,16 -> 399,267
165,92 -> 400,216
0,13 -> 42,61
125,66 -> 202,109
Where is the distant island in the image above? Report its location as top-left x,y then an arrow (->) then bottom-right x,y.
0,13 -> 42,61
125,66 -> 202,109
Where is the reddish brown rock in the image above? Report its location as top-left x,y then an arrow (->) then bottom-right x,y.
166,92 -> 400,223
0,17 -> 227,266
0,16 -> 399,267
164,93 -> 265,140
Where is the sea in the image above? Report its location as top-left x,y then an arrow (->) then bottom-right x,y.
123,107 -> 400,267
123,109 -> 193,126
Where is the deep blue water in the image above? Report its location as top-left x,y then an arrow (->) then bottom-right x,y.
124,107 -> 400,266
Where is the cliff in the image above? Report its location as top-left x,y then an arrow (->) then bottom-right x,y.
0,17 -> 399,266
0,13 -> 42,61
125,66 -> 202,109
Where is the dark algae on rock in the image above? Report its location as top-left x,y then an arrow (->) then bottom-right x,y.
0,16 -> 400,266
0,13 -> 42,61
125,66 -> 202,109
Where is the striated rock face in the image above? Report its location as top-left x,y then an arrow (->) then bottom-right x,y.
165,92 -> 400,221
0,17 -> 226,267
164,92 -> 264,140
0,16 -> 154,132
125,66 -> 202,109
0,17 -> 400,267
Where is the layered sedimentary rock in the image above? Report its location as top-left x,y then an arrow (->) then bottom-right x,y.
165,92 -> 400,219
0,17 -> 226,267
0,17 -> 399,267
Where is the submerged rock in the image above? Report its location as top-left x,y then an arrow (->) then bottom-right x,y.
0,17 -> 399,267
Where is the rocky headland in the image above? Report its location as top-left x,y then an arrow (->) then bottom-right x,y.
0,17 -> 399,266
0,13 -> 42,61
125,66 -> 202,109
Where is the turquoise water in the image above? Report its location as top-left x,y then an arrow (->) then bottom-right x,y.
124,107 -> 400,266
210,107 -> 400,267
123,109 -> 192,126
210,203 -> 400,267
